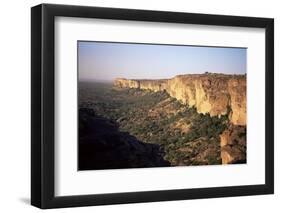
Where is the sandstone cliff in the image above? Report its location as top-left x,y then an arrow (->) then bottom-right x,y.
114,73 -> 246,126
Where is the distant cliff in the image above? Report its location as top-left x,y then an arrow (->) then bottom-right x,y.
114,73 -> 246,126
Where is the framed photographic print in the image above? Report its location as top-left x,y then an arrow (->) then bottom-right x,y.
31,3 -> 274,209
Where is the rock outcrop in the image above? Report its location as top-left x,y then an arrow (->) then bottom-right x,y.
114,73 -> 246,126
220,125 -> 246,164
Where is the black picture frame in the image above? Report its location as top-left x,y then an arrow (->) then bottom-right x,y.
31,3 -> 274,209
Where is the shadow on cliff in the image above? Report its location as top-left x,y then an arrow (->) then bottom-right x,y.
78,108 -> 170,170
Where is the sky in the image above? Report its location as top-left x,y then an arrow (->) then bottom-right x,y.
78,41 -> 246,82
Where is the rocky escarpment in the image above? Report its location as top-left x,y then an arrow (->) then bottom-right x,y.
114,73 -> 247,164
114,73 -> 246,126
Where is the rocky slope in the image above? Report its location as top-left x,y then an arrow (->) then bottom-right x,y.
114,73 -> 247,164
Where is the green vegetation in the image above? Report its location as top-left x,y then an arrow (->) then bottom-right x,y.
79,81 -> 228,166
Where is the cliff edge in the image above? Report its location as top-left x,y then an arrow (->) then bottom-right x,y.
114,73 -> 246,126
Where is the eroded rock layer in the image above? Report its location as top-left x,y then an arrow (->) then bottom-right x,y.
114,73 -> 246,126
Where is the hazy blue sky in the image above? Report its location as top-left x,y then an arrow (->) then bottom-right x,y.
78,41 -> 246,81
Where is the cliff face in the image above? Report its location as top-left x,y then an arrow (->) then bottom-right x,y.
114,74 -> 246,126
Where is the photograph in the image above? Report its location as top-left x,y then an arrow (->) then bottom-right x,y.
78,41 -> 247,170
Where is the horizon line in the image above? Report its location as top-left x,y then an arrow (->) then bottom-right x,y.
79,72 -> 246,82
